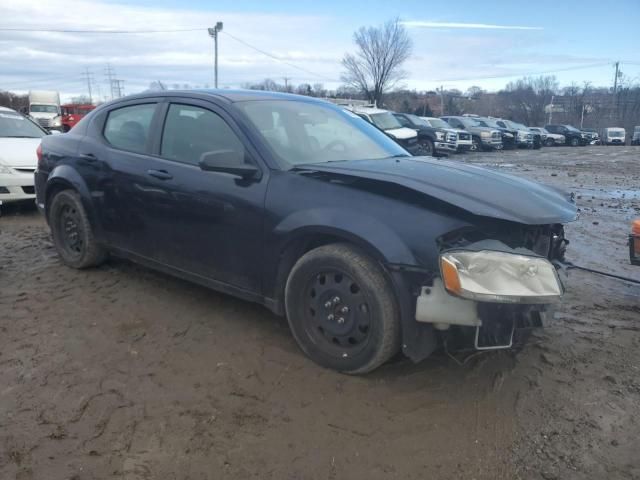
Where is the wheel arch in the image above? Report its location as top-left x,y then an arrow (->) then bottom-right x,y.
45,165 -> 104,240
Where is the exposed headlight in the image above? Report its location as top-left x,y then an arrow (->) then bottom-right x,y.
480,131 -> 491,138
52,117 -> 62,127
440,250 -> 563,303
0,163 -> 13,175
504,132 -> 514,138
436,131 -> 445,141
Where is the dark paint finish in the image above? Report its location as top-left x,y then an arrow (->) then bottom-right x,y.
35,90 -> 577,360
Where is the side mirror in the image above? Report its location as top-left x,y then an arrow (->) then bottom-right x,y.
198,149 -> 260,180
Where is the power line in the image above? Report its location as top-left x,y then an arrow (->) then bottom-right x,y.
432,62 -> 612,83
220,30 -> 339,82
0,27 -> 204,34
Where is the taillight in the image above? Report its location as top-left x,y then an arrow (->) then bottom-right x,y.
36,143 -> 43,169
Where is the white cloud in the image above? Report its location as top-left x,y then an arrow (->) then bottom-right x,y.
402,21 -> 543,31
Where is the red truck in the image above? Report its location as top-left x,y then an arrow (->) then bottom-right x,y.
60,103 -> 95,132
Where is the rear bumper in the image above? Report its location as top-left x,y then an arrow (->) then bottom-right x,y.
0,173 -> 36,203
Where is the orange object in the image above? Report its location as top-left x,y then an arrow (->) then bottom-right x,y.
441,257 -> 462,295
632,219 -> 640,236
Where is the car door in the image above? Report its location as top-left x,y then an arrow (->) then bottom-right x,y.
133,99 -> 268,293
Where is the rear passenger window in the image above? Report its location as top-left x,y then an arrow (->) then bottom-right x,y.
103,104 -> 156,153
161,104 -> 245,166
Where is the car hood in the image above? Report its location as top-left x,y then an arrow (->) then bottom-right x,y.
385,127 -> 418,140
0,137 -> 42,167
296,157 -> 577,224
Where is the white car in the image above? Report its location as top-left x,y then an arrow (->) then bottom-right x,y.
0,106 -> 48,203
420,117 -> 473,152
530,127 -> 565,147
345,106 -> 420,153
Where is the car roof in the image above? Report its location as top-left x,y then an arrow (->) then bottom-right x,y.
110,89 -> 328,105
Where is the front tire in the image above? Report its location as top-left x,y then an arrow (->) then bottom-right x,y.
48,190 -> 107,269
570,137 -> 580,147
545,138 -> 555,147
285,244 -> 401,374
419,138 -> 435,157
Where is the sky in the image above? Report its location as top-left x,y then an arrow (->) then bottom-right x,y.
1,0 -> 639,102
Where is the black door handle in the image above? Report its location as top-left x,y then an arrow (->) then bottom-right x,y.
79,153 -> 97,162
147,169 -> 173,180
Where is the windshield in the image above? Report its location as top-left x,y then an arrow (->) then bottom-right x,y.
609,130 -> 624,137
477,118 -> 501,128
30,104 -> 59,113
405,114 -> 429,127
459,117 -> 481,128
565,125 -> 581,132
369,112 -> 402,131
424,118 -> 450,129
237,100 -> 408,167
0,111 -> 47,138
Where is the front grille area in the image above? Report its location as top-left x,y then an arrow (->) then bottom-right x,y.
37,118 -> 52,127
458,132 -> 470,141
14,167 -> 36,174
491,132 -> 501,140
446,132 -> 457,143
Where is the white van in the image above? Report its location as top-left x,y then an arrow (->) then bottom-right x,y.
604,127 -> 626,145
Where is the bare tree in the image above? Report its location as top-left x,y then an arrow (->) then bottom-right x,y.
341,18 -> 412,106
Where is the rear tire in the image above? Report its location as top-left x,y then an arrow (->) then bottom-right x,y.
48,190 -> 107,269
570,137 -> 579,147
545,138 -> 555,147
285,244 -> 401,374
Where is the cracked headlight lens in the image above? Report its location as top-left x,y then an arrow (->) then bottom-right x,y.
440,250 -> 563,303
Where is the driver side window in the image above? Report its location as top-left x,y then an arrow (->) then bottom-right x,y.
160,104 -> 245,166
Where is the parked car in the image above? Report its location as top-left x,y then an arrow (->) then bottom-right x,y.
545,124 -> 588,146
630,220 -> 640,266
36,90 -> 576,373
345,106 -> 420,154
632,126 -> 640,145
530,127 -> 564,147
472,117 -> 517,149
581,128 -> 600,144
0,106 -> 48,203
495,119 -> 535,149
603,127 -> 626,145
420,117 -> 473,152
393,112 -> 456,156
441,116 -> 503,151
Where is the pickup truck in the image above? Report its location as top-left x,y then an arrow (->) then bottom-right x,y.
495,119 -> 535,149
393,113 -> 457,156
420,117 -> 473,152
441,116 -> 503,151
530,127 -> 565,146
347,106 -> 421,154
545,124 -> 588,146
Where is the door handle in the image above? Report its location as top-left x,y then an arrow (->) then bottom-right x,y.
79,153 -> 97,162
147,169 -> 173,180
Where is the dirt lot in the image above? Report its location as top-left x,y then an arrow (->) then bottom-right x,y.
1,146 -> 639,480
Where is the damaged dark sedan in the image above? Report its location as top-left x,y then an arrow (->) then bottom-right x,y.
35,90 -> 577,374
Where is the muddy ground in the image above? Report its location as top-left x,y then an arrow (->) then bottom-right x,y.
1,146 -> 639,480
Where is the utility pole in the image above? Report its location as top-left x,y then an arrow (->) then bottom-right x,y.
82,67 -> 94,104
548,95 -> 555,124
283,76 -> 291,92
104,63 -> 115,100
208,22 -> 224,89
613,61 -> 620,94
439,85 -> 444,116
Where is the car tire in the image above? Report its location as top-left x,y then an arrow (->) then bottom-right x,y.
570,137 -> 579,147
419,138 -> 435,156
471,136 -> 480,152
284,243 -> 401,374
545,138 -> 555,147
48,189 -> 107,269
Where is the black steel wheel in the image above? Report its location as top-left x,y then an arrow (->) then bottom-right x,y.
285,244 -> 401,374
49,190 -> 107,269
419,138 -> 435,156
